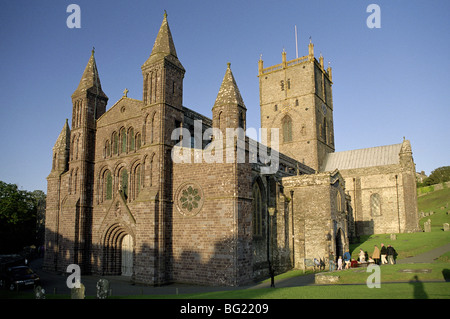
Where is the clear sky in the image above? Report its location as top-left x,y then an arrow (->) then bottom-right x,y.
1,0 -> 449,192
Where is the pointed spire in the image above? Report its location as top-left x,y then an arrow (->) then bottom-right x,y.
308,38 -> 314,61
52,119 -> 71,173
400,138 -> 412,155
142,11 -> 184,70
213,63 -> 246,109
73,48 -> 106,97
53,119 -> 71,151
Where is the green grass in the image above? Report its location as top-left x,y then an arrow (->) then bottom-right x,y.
111,283 -> 449,299
417,187 -> 450,231
350,231 -> 450,260
3,282 -> 449,299
317,262 -> 450,284
348,185 -> 450,261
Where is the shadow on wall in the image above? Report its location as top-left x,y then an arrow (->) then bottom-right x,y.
42,226 -> 256,287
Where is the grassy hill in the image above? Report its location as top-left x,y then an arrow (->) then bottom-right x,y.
349,185 -> 450,261
417,186 -> 450,231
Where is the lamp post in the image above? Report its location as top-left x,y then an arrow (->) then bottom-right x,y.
267,206 -> 276,287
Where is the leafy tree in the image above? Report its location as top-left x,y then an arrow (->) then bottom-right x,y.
423,166 -> 450,186
0,181 -> 46,254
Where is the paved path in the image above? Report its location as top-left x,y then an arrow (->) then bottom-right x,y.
397,243 -> 450,264
27,242 -> 450,297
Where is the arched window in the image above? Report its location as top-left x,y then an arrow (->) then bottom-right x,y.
74,168 -> 78,194
151,113 -> 156,143
252,182 -> 263,236
149,154 -> 154,186
112,132 -> 118,155
336,191 -> 342,212
105,171 -> 112,200
371,193 -> 381,217
282,115 -> 292,142
69,170 -> 73,194
129,127 -> 135,151
75,135 -> 79,160
119,168 -> 128,199
134,165 -> 141,198
120,128 -> 127,154
136,133 -> 141,150
105,140 -> 111,158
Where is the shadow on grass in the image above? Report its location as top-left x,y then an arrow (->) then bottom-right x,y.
442,269 -> 450,282
409,275 -> 428,299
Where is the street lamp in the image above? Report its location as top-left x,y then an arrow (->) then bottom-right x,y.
267,206 -> 276,287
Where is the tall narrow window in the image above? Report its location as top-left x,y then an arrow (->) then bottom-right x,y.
74,169 -> 78,194
112,132 -> 118,155
239,112 -> 245,129
129,128 -> 135,151
121,128 -> 127,154
252,183 -> 263,236
336,191 -> 342,212
136,133 -> 141,150
149,154 -> 154,186
105,140 -> 111,158
371,193 -> 381,217
135,165 -> 141,198
151,113 -> 156,143
120,168 -> 128,199
282,115 -> 292,142
105,171 -> 112,200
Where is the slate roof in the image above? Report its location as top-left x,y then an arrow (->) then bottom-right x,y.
321,143 -> 403,171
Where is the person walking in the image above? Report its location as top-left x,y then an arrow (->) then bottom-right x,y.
372,245 -> 381,265
328,252 -> 336,271
380,243 -> 388,264
387,244 -> 396,264
343,251 -> 351,269
337,256 -> 343,270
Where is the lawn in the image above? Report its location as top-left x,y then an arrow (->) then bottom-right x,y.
110,282 -> 449,299
417,187 -> 450,231
349,231 -> 450,260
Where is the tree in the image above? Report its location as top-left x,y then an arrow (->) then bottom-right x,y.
423,166 -> 450,186
0,181 -> 46,254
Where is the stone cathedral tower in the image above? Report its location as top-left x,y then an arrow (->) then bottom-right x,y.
258,40 -> 334,171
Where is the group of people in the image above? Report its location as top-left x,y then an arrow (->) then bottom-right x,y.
329,243 -> 397,271
362,243 -> 397,265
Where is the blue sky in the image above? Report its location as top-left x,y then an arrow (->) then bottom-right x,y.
1,0 -> 449,192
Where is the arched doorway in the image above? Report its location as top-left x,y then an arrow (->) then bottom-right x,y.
103,224 -> 134,276
335,228 -> 344,259
121,234 -> 133,276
